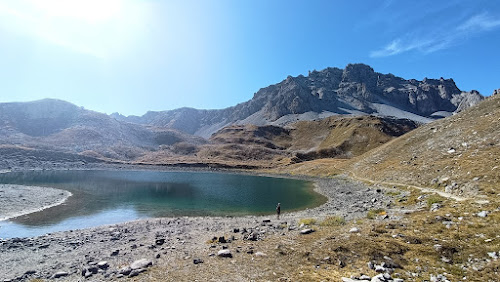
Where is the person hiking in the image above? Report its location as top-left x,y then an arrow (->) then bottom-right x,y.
276,203 -> 281,219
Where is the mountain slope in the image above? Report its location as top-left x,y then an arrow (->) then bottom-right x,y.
0,99 -> 205,160
113,63 -> 483,137
346,93 -> 500,196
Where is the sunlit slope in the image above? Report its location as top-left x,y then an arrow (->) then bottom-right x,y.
348,94 -> 500,196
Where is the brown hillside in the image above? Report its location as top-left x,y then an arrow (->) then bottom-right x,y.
289,116 -> 417,161
345,94 -> 500,196
195,116 -> 417,166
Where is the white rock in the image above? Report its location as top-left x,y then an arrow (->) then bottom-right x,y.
349,227 -> 360,233
255,251 -> 266,257
217,249 -> 232,258
300,228 -> 315,235
477,211 -> 488,217
130,259 -> 152,270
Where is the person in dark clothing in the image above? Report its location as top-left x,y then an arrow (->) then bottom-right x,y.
276,203 -> 281,219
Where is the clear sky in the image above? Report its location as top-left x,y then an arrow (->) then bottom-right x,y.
0,0 -> 499,116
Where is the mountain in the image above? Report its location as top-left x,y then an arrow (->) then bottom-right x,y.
112,63 -> 484,138
0,99 -> 205,160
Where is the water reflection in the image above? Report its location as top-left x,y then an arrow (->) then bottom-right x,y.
0,170 -> 324,238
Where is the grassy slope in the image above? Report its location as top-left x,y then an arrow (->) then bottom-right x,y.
347,94 -> 500,197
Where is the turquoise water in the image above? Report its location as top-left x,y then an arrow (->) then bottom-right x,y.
0,170 -> 323,238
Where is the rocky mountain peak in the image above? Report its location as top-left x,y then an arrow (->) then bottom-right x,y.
111,63 -> 485,137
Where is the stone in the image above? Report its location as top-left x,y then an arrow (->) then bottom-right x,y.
193,258 -> 204,264
370,274 -> 386,282
52,271 -> 69,278
477,211 -> 488,217
129,268 -> 146,277
155,238 -> 165,245
119,267 -> 132,276
349,227 -> 360,233
88,266 -> 98,274
255,251 -> 266,257
97,261 -> 109,269
375,265 -> 386,273
487,252 -> 498,259
130,259 -> 152,270
217,249 -> 233,258
430,203 -> 442,211
218,236 -> 227,243
300,228 -> 315,235
262,219 -> 271,223
110,250 -> 120,256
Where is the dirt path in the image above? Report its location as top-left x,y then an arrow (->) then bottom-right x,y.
347,173 -> 468,202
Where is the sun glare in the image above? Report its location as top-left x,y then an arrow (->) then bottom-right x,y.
0,0 -> 152,59
29,0 -> 122,23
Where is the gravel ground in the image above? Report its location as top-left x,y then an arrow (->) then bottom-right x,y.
0,184 -> 71,221
0,173 -> 394,281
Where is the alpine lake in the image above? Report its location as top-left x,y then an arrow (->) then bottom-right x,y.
0,170 -> 325,238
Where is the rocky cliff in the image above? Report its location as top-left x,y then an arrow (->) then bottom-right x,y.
113,63 -> 484,138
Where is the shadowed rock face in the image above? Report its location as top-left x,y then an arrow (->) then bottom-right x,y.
113,63 -> 483,137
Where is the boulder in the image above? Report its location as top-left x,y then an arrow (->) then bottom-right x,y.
130,259 -> 152,270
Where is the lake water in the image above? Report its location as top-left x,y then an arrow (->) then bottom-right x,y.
0,170 -> 323,238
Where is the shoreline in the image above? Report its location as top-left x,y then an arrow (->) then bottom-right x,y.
0,167 -> 394,281
0,184 -> 72,222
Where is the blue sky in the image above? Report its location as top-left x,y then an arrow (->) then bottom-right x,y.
0,0 -> 499,116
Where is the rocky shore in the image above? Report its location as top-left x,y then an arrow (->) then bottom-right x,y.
0,173 -> 395,281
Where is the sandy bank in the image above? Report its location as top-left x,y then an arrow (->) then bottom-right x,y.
0,184 -> 72,221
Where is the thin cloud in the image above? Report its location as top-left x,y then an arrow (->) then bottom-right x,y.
457,12 -> 500,31
371,12 -> 500,58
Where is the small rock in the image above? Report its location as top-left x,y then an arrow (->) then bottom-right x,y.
217,249 -> 233,258
110,250 -> 120,256
477,211 -> 488,217
262,219 -> 271,223
193,258 -> 204,264
118,267 -> 132,276
430,203 -> 442,212
349,227 -> 360,233
487,252 -> 498,260
155,238 -> 165,245
129,268 -> 146,277
130,259 -> 152,270
87,266 -> 98,274
52,271 -> 69,279
218,236 -> 227,243
300,228 -> 315,235
375,265 -> 386,273
97,261 -> 109,269
255,251 -> 266,257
